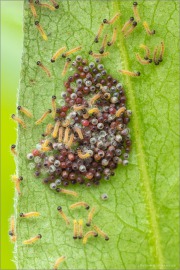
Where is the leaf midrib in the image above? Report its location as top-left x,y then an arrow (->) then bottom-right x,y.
113,0 -> 164,268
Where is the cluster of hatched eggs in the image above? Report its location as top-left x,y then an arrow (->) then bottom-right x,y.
27,56 -> 132,190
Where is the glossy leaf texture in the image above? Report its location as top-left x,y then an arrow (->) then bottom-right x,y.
14,1 -> 179,269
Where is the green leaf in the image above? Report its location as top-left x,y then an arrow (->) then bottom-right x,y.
14,0 -> 179,269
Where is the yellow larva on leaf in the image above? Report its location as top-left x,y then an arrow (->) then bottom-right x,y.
116,107 -> 126,117
62,119 -> 70,127
51,95 -> 57,119
49,0 -> 59,9
103,12 -> 120,25
58,127 -> 64,143
74,127 -> 84,139
53,256 -> 66,270
11,114 -> 26,129
17,106 -> 33,118
57,206 -> 70,225
56,188 -> 78,197
94,23 -> 104,43
37,61 -> 51,77
29,0 -> 37,17
41,139 -> 50,148
52,120 -> 61,139
70,201 -> 90,210
62,46 -> 82,58
83,231 -> 98,244
86,207 -> 96,227
19,212 -> 40,218
77,150 -> 91,159
63,127 -> 70,143
35,109 -> 52,125
35,0 -> 56,11
66,133 -> 74,148
136,53 -> 152,65
88,107 -> 100,115
140,44 -> 150,60
41,146 -> 52,152
43,123 -> 54,137
89,51 -> 109,59
73,220 -> 78,239
119,70 -> 140,77
62,58 -> 71,76
143,21 -> 155,35
51,46 -> 66,62
133,2 -> 141,22
121,17 -> 134,33
23,234 -> 42,245
89,92 -> 101,105
35,21 -> 48,41
41,139 -> 52,152
99,34 -> 108,54
124,21 -> 137,37
93,225 -> 109,241
73,104 -> 85,111
11,175 -> 23,195
107,28 -> 117,47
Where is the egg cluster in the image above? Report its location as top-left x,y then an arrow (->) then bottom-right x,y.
27,56 -> 132,189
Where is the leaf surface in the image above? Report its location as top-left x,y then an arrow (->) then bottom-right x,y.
14,1 -> 179,269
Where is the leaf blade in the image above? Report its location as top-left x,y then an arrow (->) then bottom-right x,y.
14,1 -> 179,269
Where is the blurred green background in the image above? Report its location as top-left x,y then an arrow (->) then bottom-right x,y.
1,1 -> 23,269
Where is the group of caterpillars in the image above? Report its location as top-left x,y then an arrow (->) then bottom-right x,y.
29,0 -> 83,77
29,0 -> 59,41
29,0 -> 80,79
9,200 -> 109,269
37,45 -> 82,78
33,1 -> 165,82
35,99 -> 83,151
10,86 -> 126,140
10,1 -> 165,131
35,12 -> 119,78
10,3 -> 165,131
40,97 -> 126,152
92,1 -> 164,73
9,214 -> 65,270
124,2 -> 164,67
10,94 -> 99,138
122,2 -> 164,67
9,214 -> 65,269
11,0 -> 165,131
59,202 -> 109,243
11,105 -> 33,130
11,173 -> 80,196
